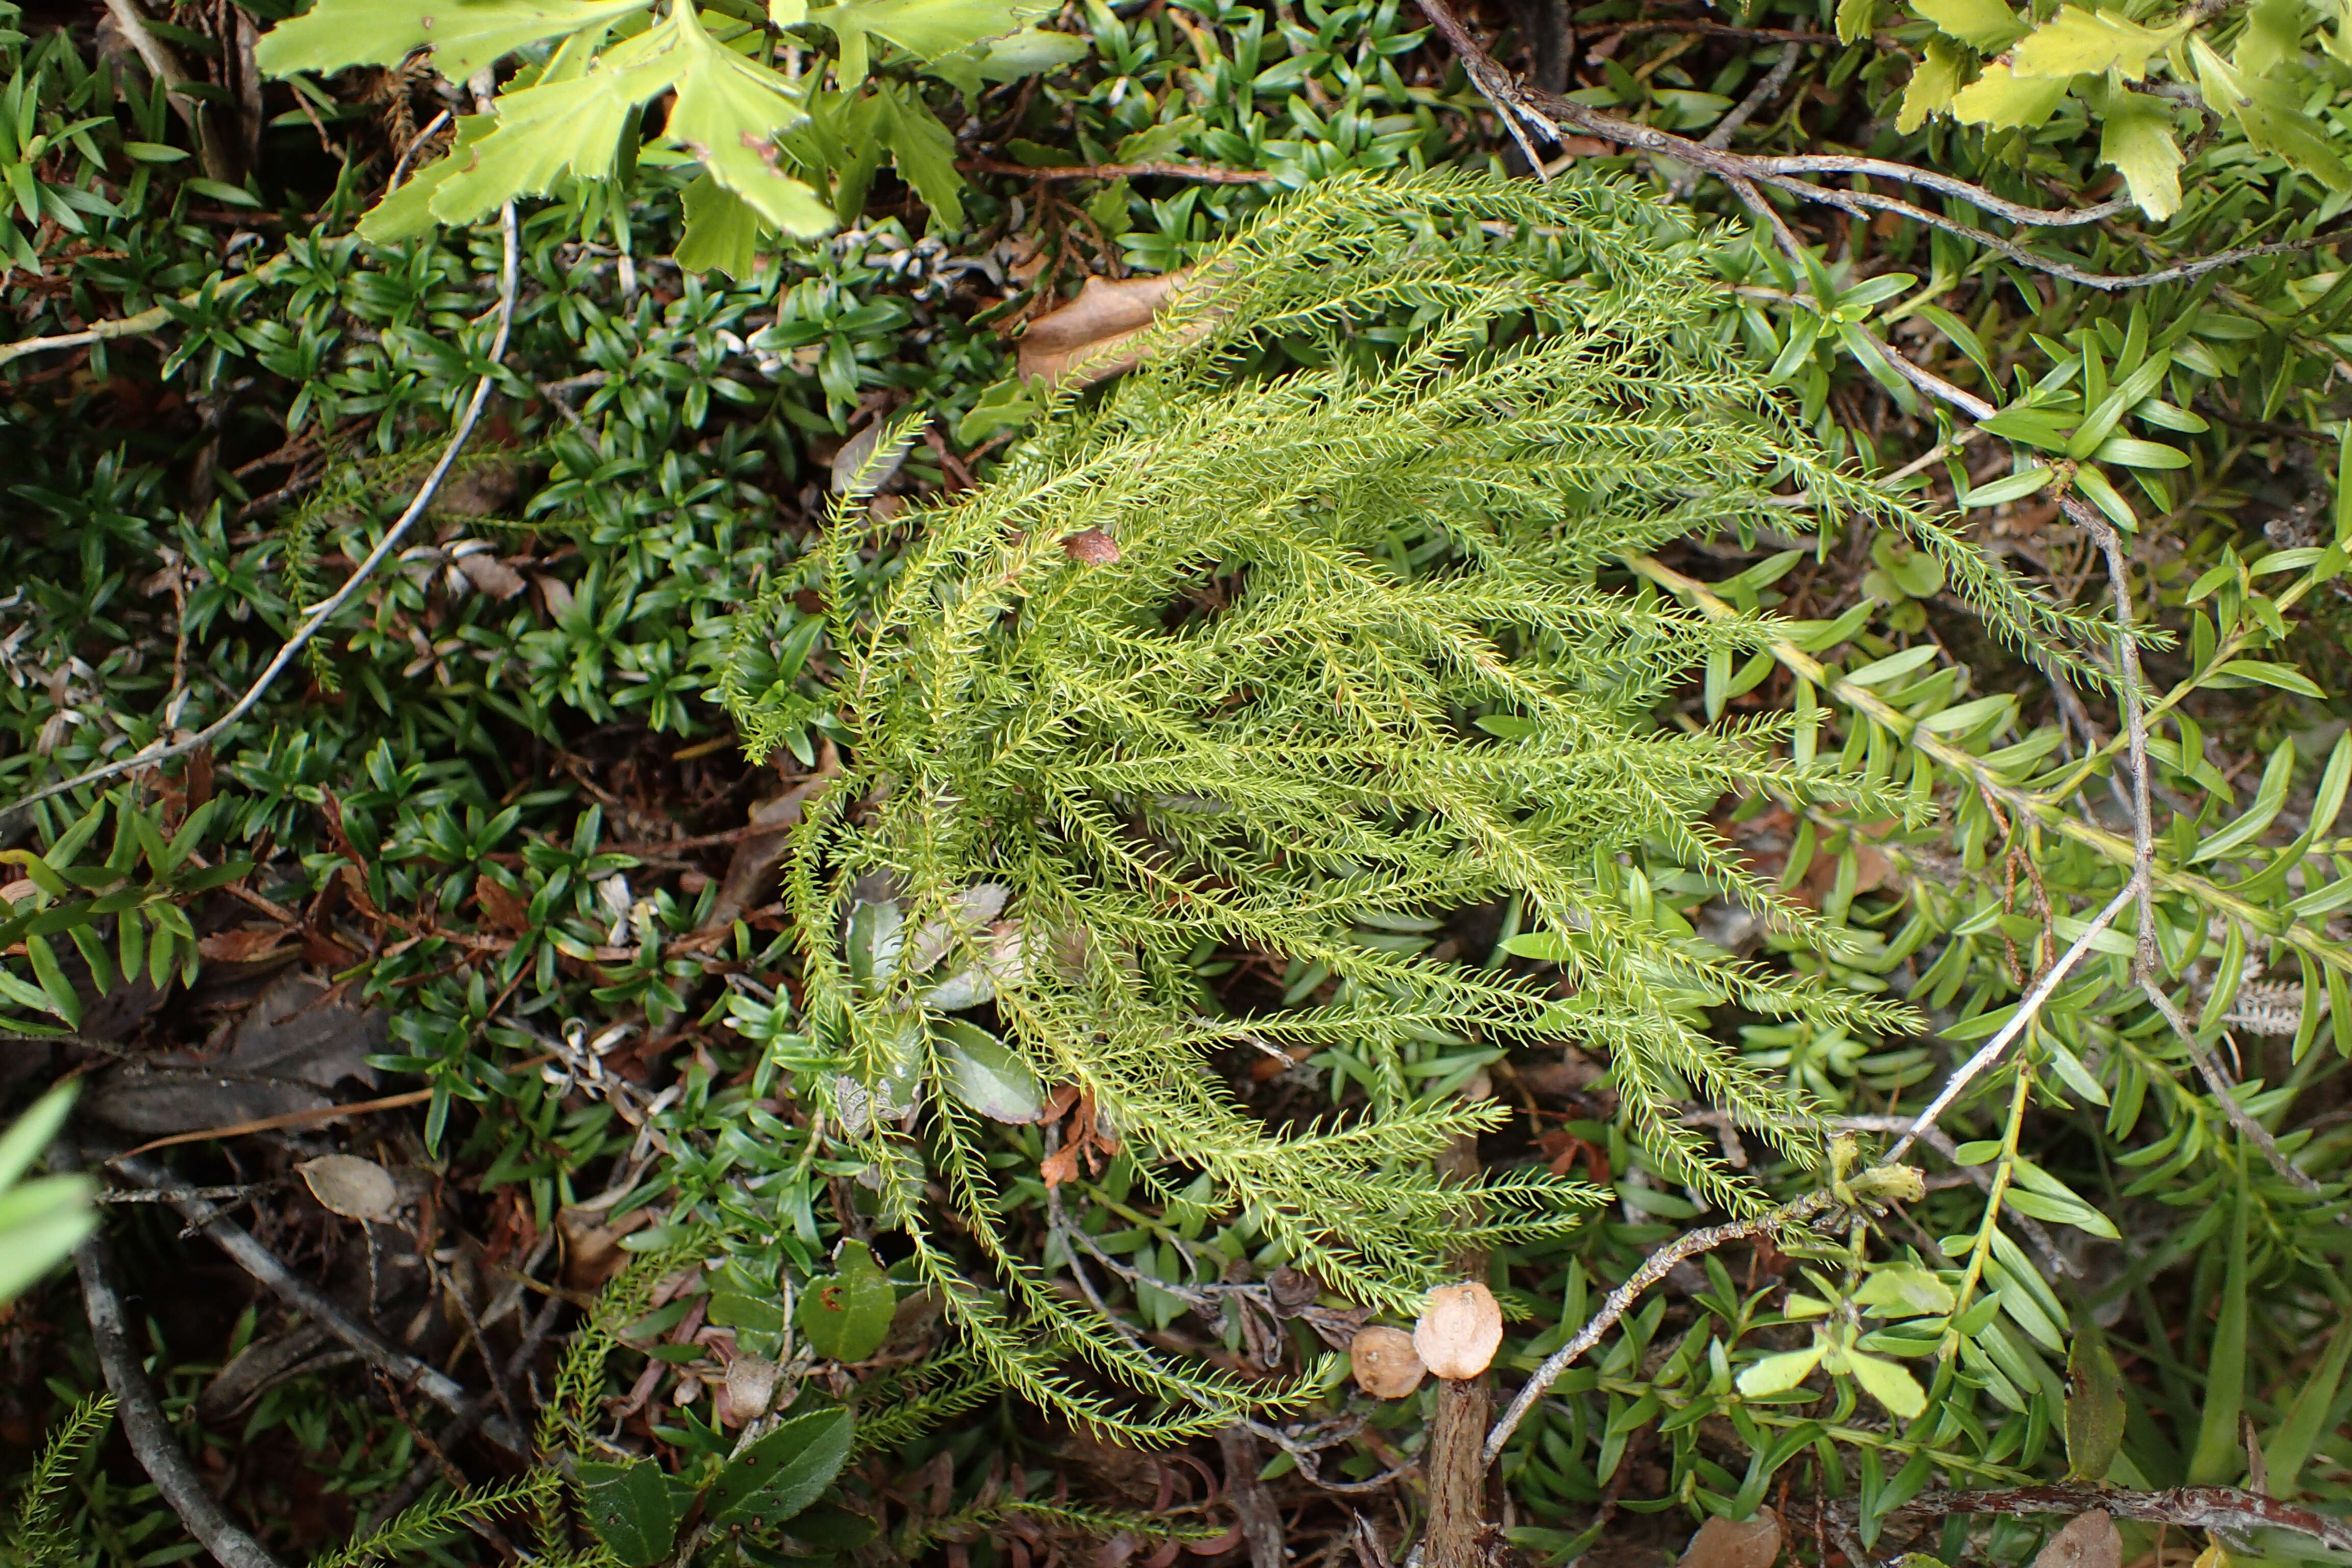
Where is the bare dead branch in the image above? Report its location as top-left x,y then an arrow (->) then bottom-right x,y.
57,1143 -> 283,1568
109,1152 -> 529,1455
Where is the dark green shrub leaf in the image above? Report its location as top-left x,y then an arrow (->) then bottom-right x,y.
578,1458 -> 696,1568
707,1406 -> 856,1530
795,1241 -> 896,1362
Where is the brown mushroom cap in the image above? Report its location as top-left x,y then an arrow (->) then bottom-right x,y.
1349,1326 -> 1427,1399
1413,1281 -> 1503,1380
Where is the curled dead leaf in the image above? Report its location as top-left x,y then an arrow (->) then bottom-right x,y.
455,552 -> 528,600
720,1352 -> 781,1428
2030,1512 -> 2120,1568
197,926 -> 298,964
1349,1325 -> 1426,1399
299,1154 -> 400,1222
1268,1265 -> 1320,1317
1017,271 -> 1204,391
1063,528 -> 1121,565
1679,1508 -> 1782,1568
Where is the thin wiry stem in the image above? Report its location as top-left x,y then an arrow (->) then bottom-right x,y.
1884,881 -> 2139,1165
1,198 -> 520,824
1484,1189 -> 1839,1463
2137,977 -> 2329,1198
1411,0 -> 2338,290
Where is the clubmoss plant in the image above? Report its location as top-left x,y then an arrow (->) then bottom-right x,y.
723,169 -> 2091,1436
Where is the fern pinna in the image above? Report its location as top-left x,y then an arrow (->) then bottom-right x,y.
724,170 -> 2079,1436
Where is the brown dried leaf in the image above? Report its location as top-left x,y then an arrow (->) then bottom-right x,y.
456,552 -> 528,600
299,1154 -> 401,1222
197,926 -> 297,963
1679,1509 -> 1783,1568
2031,1513 -> 2120,1568
85,973 -> 384,1134
477,877 -> 530,933
1016,271 -> 1199,391
559,1202 -> 657,1292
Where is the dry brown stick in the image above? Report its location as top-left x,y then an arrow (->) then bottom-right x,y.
1423,1124 -> 1494,1568
1219,1426 -> 1287,1568
1484,1188 -> 1845,1463
2138,978 -> 2329,1198
109,1152 -> 529,1455
1410,0 -> 2338,289
1424,1378 -> 1492,1568
1909,1484 -> 2352,1553
962,158 -> 1277,185
57,1143 -> 284,1568
107,1087 -> 436,1162
362,1283 -> 568,1534
99,0 -> 234,182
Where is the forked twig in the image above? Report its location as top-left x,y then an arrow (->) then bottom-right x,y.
1484,1188 -> 1844,1462
1413,0 -> 2340,290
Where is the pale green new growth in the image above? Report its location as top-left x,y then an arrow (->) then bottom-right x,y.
8,1391 -> 113,1568
727,170 -> 2074,1435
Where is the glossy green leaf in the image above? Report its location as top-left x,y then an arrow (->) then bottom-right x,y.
2211,658 -> 2325,698
933,1018 -> 1044,1122
795,1240 -> 896,1362
2186,1191 -> 2248,1485
2190,739 -> 2298,862
2064,1329 -> 2126,1482
706,1406 -> 856,1530
2263,1318 -> 2352,1496
578,1458 -> 696,1568
1958,465 -> 2054,507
